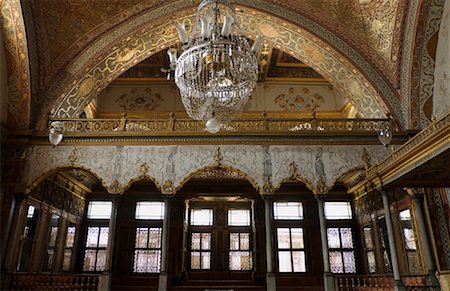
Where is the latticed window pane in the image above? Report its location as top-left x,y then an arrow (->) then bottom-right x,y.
135,228 -> 148,248
98,227 -> 109,247
191,209 -> 213,226
327,228 -> 341,248
191,233 -> 201,250
277,228 -> 291,249
240,233 -> 250,250
292,251 -> 306,272
27,206 -> 36,218
363,227 -> 374,249
95,250 -> 106,271
291,228 -> 304,249
86,227 -> 99,247
201,233 -> 211,250
65,227 -> 76,248
329,251 -> 344,273
191,252 -> 201,269
383,250 -> 392,272
228,209 -> 250,226
134,250 -> 161,273
46,249 -> 54,270
229,251 -> 252,270
343,251 -> 356,273
273,202 -> 303,220
340,228 -> 354,248
148,228 -> 162,248
278,251 -> 292,272
367,251 -> 376,273
230,233 -> 240,250
202,252 -> 211,269
83,250 -> 97,271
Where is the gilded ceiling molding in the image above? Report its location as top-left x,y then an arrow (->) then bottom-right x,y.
33,1 -> 406,130
0,0 -> 31,128
42,10 -> 391,128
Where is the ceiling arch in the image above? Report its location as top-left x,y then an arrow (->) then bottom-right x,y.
34,3 -> 403,130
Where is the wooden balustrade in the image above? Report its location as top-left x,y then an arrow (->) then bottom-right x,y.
335,275 -> 439,291
8,273 -> 98,291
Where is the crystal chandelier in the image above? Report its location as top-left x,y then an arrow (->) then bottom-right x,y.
166,0 -> 261,133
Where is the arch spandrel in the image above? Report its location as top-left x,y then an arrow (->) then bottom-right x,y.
38,6 -> 401,129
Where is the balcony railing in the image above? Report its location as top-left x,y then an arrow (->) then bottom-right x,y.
48,117 -> 391,135
335,275 -> 440,291
7,273 -> 98,291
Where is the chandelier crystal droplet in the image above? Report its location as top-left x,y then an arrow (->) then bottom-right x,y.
166,0 -> 261,133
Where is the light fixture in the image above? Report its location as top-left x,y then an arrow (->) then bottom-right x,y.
378,128 -> 392,147
49,121 -> 64,147
167,0 -> 260,133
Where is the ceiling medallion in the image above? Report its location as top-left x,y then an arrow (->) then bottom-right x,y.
165,0 -> 262,133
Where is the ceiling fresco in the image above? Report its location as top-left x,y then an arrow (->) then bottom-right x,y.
4,0 -> 445,131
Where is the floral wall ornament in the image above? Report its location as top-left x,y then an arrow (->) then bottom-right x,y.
214,146 -> 223,167
274,87 -> 325,111
139,162 -> 149,178
68,148 -> 78,165
261,176 -> 275,195
162,180 -> 174,194
108,179 -> 122,194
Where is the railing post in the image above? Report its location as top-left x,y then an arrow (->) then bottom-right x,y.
316,195 -> 335,291
381,189 -> 406,291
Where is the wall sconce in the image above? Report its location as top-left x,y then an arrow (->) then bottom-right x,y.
49,121 -> 64,147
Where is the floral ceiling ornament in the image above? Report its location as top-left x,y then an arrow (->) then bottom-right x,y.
165,0 -> 262,133
115,88 -> 163,111
274,87 -> 325,112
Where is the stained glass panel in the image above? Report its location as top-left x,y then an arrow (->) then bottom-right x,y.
149,228 -> 162,248
98,227 -> 109,247
329,251 -> 344,273
327,228 -> 341,248
135,202 -> 165,220
277,228 -> 291,249
292,251 -> 306,272
343,251 -> 356,273
190,209 -> 213,226
201,233 -> 211,250
340,228 -> 354,248
230,233 -> 239,250
191,252 -> 201,269
136,228 -> 148,248
273,202 -> 303,220
83,250 -> 97,271
278,251 -> 292,272
291,228 -> 304,249
228,209 -> 251,226
229,251 -> 252,270
363,227 -> 374,249
86,227 -> 99,247
367,251 -> 376,273
95,250 -> 106,271
324,202 -> 352,220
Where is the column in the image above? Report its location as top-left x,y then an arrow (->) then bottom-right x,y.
381,190 -> 405,291
263,195 -> 276,291
158,195 -> 172,291
407,189 -> 439,286
316,195 -> 334,291
98,195 -> 119,291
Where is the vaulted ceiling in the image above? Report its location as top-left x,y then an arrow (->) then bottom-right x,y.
1,0 -> 446,131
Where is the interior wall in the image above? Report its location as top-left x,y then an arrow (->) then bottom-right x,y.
433,0 -> 450,120
0,29 -> 8,125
